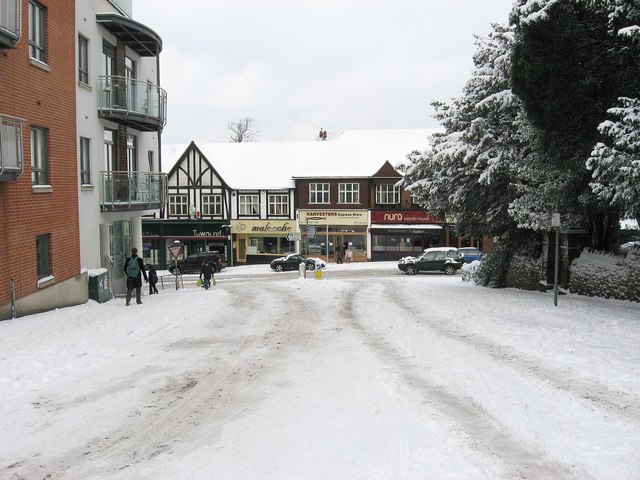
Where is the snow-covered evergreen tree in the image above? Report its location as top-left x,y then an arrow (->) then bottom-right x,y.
402,24 -> 522,237
588,97 -> 640,225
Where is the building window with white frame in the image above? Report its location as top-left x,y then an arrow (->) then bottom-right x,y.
169,194 -> 188,216
78,35 -> 89,84
376,184 -> 400,204
31,127 -> 47,185
309,183 -> 329,204
339,183 -> 359,204
126,134 -> 137,171
202,194 -> 222,216
29,1 -> 46,63
239,194 -> 260,215
80,137 -> 91,185
268,194 -> 289,216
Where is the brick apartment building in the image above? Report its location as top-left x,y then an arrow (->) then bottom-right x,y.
0,0 -> 83,319
0,0 -> 166,319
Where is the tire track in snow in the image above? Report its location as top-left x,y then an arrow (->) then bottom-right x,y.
386,282 -> 640,421
340,284 -> 585,480
8,286 -> 309,480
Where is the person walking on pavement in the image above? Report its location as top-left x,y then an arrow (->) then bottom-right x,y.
336,243 -> 343,264
123,247 -> 148,305
148,265 -> 159,295
199,261 -> 214,290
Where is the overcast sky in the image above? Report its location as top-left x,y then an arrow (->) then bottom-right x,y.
132,0 -> 514,144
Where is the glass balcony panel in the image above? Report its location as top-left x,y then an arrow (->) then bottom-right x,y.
100,171 -> 167,211
0,0 -> 20,48
0,113 -> 24,180
98,76 -> 167,130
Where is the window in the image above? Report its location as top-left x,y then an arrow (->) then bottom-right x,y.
239,194 -> 260,215
339,183 -> 359,204
104,129 -> 116,171
78,35 -> 89,84
36,234 -> 51,279
80,137 -> 91,185
309,183 -> 329,204
29,1 -> 46,63
125,56 -> 136,111
202,194 -> 222,216
376,184 -> 400,204
169,194 -> 188,216
31,127 -> 47,185
126,134 -> 137,171
268,194 -> 289,216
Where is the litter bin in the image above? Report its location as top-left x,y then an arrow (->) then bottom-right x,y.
88,270 -> 111,303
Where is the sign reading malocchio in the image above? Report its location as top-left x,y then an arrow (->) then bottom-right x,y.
231,220 -> 295,234
371,210 -> 443,224
299,210 -> 368,226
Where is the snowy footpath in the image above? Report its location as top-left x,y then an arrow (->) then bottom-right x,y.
0,262 -> 639,479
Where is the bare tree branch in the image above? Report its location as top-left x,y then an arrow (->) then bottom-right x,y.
227,117 -> 258,142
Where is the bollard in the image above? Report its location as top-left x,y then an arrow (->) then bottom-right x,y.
315,268 -> 322,280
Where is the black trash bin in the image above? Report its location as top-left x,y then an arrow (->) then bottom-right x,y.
88,270 -> 111,303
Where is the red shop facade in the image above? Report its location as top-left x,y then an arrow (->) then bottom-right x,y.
369,210 -> 452,261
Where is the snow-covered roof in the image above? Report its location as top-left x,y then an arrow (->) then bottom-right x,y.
161,129 -> 437,190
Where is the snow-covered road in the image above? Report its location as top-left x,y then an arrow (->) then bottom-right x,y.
1,263 -> 639,479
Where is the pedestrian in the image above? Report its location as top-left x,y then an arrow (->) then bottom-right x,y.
345,247 -> 353,263
336,243 -> 343,264
148,265 -> 158,295
123,247 -> 148,306
199,261 -> 214,290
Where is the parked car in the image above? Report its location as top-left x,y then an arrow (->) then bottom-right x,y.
168,252 -> 227,274
270,254 -> 326,272
397,247 -> 464,275
458,247 -> 485,263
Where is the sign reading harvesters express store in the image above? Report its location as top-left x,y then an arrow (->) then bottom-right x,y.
299,210 -> 368,226
370,210 -> 443,224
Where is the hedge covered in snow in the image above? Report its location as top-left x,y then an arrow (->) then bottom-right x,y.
569,248 -> 640,302
505,255 -> 545,292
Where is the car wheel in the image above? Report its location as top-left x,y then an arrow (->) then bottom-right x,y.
275,264 -> 284,272
175,267 -> 181,275
306,262 -> 315,271
444,265 -> 455,275
405,265 -> 416,275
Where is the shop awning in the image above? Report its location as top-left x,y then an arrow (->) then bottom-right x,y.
370,224 -> 442,230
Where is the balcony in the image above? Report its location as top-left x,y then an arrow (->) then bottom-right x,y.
98,76 -> 167,132
0,0 -> 21,48
100,171 -> 167,212
0,113 -> 24,181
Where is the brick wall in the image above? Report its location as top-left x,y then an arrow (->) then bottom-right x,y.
0,0 -> 80,308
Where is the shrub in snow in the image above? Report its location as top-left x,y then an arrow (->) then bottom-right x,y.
569,247 -> 640,302
461,261 -> 482,283
505,255 -> 545,291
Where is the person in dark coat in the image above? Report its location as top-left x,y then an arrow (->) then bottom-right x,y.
123,247 -> 148,306
199,261 -> 214,290
148,265 -> 159,295
336,243 -> 343,264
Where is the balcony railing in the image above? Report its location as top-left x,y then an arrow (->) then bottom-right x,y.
0,0 -> 21,48
100,171 -> 167,212
98,75 -> 167,132
0,113 -> 24,181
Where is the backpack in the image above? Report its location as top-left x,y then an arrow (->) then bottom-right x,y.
127,257 -> 140,278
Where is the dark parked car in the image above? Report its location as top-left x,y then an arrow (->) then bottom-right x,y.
168,252 -> 227,274
458,247 -> 485,263
270,254 -> 326,272
397,247 -> 464,275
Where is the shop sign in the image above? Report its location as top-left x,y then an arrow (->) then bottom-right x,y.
371,210 -> 442,224
299,210 -> 368,226
231,220 -> 295,234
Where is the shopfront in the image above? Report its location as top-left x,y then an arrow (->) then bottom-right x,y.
370,210 -> 447,261
298,210 -> 369,263
231,219 -> 298,265
142,219 -> 230,269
